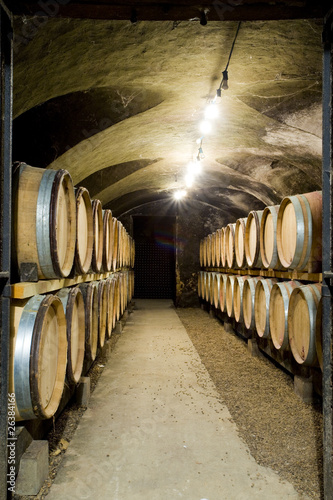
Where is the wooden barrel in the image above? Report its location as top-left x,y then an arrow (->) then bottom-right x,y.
233,275 -> 250,323
102,209 -> 113,272
14,164 -> 76,280
95,280 -> 107,348
10,294 -> 67,420
120,272 -> 127,314
91,199 -> 103,273
209,272 -> 216,305
260,205 -> 284,270
211,232 -> 217,267
105,277 -> 115,338
206,234 -> 212,267
200,271 -> 206,299
276,191 -> 322,272
202,237 -> 206,267
213,273 -> 221,309
288,283 -> 321,365
112,218 -> 119,271
125,271 -> 130,308
125,231 -> 131,267
129,271 -> 135,301
235,217 -> 247,268
128,237 -> 132,269
127,271 -> 132,303
125,231 -> 130,268
220,227 -> 226,268
57,287 -> 85,385
74,187 -> 93,275
125,271 -> 130,307
199,239 -> 204,268
117,222 -> 124,269
108,277 -> 118,330
225,223 -> 236,269
219,274 -> 228,313
215,229 -> 222,267
243,276 -> 262,330
78,282 -> 98,362
198,271 -> 204,298
315,297 -> 323,371
204,272 -> 211,303
122,233 -> 125,270
226,275 -> 236,318
245,210 -> 263,268
269,280 -> 301,350
130,237 -> 135,269
122,231 -> 128,268
118,273 -> 124,317
254,278 -> 278,338
113,274 -> 121,323
123,227 -> 128,269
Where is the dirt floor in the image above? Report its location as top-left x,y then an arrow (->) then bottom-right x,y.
176,307 -> 323,500
13,306 -> 323,500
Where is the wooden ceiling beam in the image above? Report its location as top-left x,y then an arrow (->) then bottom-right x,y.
4,1 -> 325,21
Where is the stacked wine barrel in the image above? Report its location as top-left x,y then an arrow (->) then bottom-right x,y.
198,190 -> 323,371
10,164 -> 135,421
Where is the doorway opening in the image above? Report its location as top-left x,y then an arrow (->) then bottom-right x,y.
133,216 -> 176,300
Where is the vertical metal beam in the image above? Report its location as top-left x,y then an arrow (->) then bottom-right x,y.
322,9 -> 333,500
0,2 -> 12,499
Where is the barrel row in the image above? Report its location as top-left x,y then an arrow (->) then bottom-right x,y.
10,270 -> 134,422
200,190 -> 322,273
14,164 -> 135,280
198,271 -> 322,369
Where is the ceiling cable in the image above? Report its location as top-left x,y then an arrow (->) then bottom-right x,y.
217,21 -> 241,96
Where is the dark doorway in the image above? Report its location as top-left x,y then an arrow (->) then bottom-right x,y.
133,216 -> 176,300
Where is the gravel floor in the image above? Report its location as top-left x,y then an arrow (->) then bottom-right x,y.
14,307 -> 323,500
176,307 -> 323,500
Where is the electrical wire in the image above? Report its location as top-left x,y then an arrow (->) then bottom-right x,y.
225,21 -> 241,72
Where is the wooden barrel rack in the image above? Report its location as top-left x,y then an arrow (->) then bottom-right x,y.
10,165 -> 136,435
199,190 -> 323,398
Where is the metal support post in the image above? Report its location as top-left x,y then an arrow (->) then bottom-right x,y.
0,2 -> 12,499
322,9 -> 333,500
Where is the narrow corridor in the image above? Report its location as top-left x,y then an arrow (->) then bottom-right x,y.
46,300 -> 301,500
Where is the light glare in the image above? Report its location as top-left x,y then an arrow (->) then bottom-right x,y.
174,189 -> 187,200
185,173 -> 194,188
200,120 -> 212,135
205,103 -> 218,120
188,161 -> 202,175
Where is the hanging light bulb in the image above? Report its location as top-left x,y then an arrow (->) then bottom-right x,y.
185,173 -> 194,188
199,120 -> 212,135
222,69 -> 229,90
174,189 -> 187,200
205,102 -> 218,120
216,69 -> 230,97
188,161 -> 201,175
198,146 -> 205,159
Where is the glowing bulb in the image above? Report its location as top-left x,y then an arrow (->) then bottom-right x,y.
188,161 -> 202,175
205,103 -> 218,120
185,173 -> 194,188
174,189 -> 187,200
199,120 -> 212,135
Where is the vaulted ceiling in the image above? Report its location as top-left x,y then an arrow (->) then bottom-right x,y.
8,1 -> 325,219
